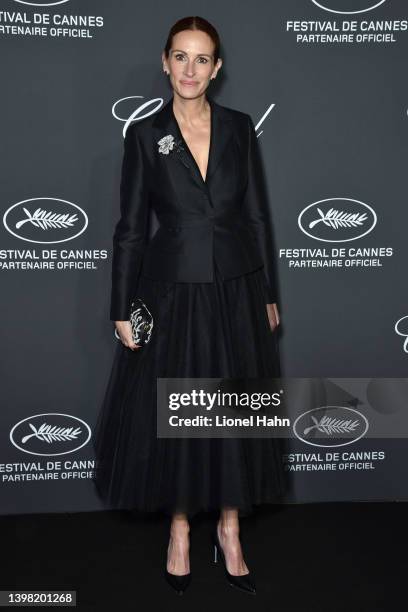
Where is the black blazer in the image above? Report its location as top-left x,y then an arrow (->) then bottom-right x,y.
110,94 -> 278,321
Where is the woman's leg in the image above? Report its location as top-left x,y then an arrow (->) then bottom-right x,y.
217,507 -> 249,575
166,512 -> 190,576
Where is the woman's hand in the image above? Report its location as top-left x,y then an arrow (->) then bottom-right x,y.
266,303 -> 280,332
115,321 -> 142,351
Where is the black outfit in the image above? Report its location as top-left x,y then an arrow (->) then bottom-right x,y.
92,95 -> 285,518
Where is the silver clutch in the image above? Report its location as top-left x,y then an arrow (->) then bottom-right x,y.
114,298 -> 154,346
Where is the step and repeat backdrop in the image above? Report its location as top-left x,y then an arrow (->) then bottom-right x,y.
1,0 -> 407,515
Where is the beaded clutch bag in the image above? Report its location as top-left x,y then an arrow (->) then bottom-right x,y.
114,298 -> 153,346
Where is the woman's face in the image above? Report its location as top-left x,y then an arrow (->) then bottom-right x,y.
162,29 -> 222,100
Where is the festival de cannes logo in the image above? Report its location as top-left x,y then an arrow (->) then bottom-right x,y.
311,0 -> 387,14
13,1 -> 70,6
298,197 -> 377,242
3,197 -> 88,244
10,413 -> 91,456
293,406 -> 368,448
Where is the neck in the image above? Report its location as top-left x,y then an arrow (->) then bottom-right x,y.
172,92 -> 210,125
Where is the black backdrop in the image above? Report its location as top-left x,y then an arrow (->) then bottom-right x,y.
1,0 -> 407,514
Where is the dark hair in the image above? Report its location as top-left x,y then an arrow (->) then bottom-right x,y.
163,16 -> 221,64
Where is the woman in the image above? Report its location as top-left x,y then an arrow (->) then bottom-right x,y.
92,15 -> 285,596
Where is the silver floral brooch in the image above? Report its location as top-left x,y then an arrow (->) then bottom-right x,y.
157,134 -> 175,155
157,134 -> 184,155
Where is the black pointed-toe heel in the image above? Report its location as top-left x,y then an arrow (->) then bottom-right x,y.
164,534 -> 191,595
212,527 -> 256,595
164,568 -> 191,595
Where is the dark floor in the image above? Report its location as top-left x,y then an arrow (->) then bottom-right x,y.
3,501 -> 406,611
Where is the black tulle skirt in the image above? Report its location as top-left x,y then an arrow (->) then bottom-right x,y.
92,262 -> 286,518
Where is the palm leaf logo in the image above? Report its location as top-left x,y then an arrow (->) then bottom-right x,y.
21,422 -> 82,444
303,415 -> 359,436
15,207 -> 78,230
309,207 -> 367,229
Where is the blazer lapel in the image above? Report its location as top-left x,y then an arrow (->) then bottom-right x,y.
152,95 -> 234,191
205,96 -> 234,183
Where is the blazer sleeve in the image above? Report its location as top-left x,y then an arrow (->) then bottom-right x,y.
242,114 -> 278,304
109,124 -> 150,321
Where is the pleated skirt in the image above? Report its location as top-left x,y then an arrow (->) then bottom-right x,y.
92,262 -> 286,518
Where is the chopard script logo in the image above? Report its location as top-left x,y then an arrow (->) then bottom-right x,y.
112,96 -> 163,137
112,96 -> 276,139
395,316 -> 408,353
